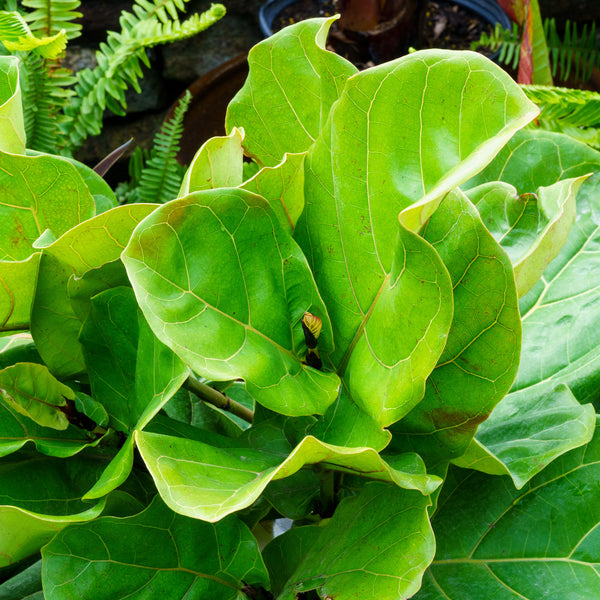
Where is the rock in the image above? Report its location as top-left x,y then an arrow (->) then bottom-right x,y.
161,12 -> 262,82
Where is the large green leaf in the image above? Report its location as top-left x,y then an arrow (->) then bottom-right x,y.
80,288 -> 188,499
135,430 -> 441,521
0,56 -> 26,155
42,496 -> 270,600
0,363 -> 75,430
0,253 -> 40,331
453,384 -> 596,488
123,188 -> 340,416
30,204 -> 156,376
469,133 -> 600,410
226,17 -> 357,167
0,454 -> 110,567
294,49 -> 536,427
178,127 -> 243,195
415,422 -> 600,599
0,397 -> 100,458
467,175 -> 586,297
240,152 -> 306,234
389,188 -> 521,463
0,150 -> 96,262
465,129 -> 600,193
264,482 -> 434,600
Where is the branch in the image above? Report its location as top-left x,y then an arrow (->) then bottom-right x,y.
183,376 -> 254,424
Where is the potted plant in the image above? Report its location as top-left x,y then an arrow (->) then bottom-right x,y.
259,0 -> 512,63
1,14 -> 600,600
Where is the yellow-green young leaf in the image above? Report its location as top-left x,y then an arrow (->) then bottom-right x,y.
264,483 -> 434,600
467,175 -> 587,297
123,188 -> 340,417
0,363 -> 74,430
295,47 -> 537,428
240,151 -> 306,234
31,204 -> 156,377
0,152 -> 95,262
226,17 -> 357,167
0,253 -> 40,331
135,431 -> 441,522
415,424 -> 600,599
389,189 -> 521,463
0,55 -> 25,155
178,127 -> 244,195
42,496 -> 270,600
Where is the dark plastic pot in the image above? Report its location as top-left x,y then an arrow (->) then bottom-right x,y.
259,0 -> 512,45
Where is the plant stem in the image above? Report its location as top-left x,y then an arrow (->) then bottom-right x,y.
183,376 -> 254,423
316,467 -> 336,518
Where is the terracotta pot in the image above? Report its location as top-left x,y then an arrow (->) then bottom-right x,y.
165,53 -> 249,165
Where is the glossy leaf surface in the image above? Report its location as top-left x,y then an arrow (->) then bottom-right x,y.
390,189 -> 521,463
467,176 -> 585,297
123,188 -> 340,416
265,483 -> 434,600
416,425 -> 600,599
136,431 -> 441,521
31,204 -> 156,376
42,496 -> 269,600
226,17 -> 357,166
453,384 -> 595,487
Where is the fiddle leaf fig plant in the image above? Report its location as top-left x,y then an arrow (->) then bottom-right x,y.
1,16 -> 599,600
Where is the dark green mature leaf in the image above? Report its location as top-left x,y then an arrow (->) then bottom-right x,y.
468,133 -> 600,409
415,422 -> 600,599
390,189 -> 521,463
136,431 -> 441,521
0,400 -> 100,459
31,204 -> 156,376
0,454 -> 108,567
0,363 -> 74,430
123,188 -> 340,416
264,482 -> 434,599
80,287 -> 139,432
81,289 -> 188,499
226,17 -> 357,167
42,496 -> 270,600
453,384 -> 595,487
467,175 -> 586,297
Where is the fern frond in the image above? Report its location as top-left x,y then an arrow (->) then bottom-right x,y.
136,89 -> 191,204
0,10 -> 67,58
545,19 -> 600,81
522,84 -> 600,128
63,1 -> 225,149
22,0 -> 82,41
17,50 -> 75,152
472,22 -> 522,70
475,18 -> 600,82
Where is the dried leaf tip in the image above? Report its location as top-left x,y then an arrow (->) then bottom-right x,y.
302,312 -> 322,347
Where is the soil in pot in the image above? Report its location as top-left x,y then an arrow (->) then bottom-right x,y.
269,0 -> 496,68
